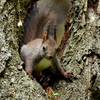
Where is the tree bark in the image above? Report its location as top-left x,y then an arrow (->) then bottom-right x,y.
55,0 -> 100,100
0,0 -> 48,100
0,0 -> 100,100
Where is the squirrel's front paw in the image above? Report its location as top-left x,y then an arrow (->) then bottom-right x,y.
26,72 -> 34,80
64,72 -> 75,81
29,75 -> 34,80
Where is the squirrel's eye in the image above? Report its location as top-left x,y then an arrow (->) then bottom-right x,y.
43,46 -> 46,51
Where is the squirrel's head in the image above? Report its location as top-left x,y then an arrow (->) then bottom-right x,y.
40,31 -> 58,60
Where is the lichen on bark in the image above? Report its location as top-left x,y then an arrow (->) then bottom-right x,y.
54,0 -> 100,100
0,0 -> 48,100
0,0 -> 100,100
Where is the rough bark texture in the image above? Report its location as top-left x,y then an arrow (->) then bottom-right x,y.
54,0 -> 100,100
0,0 -> 48,100
0,0 -> 100,100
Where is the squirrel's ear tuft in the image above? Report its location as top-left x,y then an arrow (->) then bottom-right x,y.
42,31 -> 48,43
54,31 -> 57,42
54,33 -> 57,42
54,26 -> 57,41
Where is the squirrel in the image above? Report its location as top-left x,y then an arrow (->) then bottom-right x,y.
20,1 -> 74,80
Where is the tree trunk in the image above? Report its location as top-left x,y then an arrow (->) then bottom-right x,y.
0,0 -> 100,100
55,0 -> 100,100
0,0 -> 48,100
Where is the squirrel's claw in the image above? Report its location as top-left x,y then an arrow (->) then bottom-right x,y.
29,75 -> 34,80
64,72 -> 75,81
27,73 -> 34,80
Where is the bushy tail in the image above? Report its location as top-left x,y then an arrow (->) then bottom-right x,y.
23,1 -> 62,44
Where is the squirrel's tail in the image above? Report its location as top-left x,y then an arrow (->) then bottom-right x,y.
23,1 -> 63,44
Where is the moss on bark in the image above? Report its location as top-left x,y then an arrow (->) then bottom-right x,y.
0,0 -> 48,99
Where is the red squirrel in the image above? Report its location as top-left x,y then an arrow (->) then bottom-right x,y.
20,1 -> 73,80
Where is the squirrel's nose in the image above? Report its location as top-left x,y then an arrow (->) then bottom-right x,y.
48,56 -> 53,59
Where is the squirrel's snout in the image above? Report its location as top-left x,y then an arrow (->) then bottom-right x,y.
48,56 -> 53,59
46,53 -> 53,60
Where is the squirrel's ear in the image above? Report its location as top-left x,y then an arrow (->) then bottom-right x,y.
42,31 -> 48,43
54,34 -> 57,41
54,28 -> 57,41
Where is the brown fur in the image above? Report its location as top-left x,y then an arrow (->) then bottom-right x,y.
23,5 -> 57,44
20,2 -> 74,80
